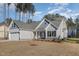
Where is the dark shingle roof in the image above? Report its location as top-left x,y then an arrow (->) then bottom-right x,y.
0,19 -> 12,26
13,20 -> 40,31
0,22 -> 5,26
35,17 -> 66,31
45,17 -> 66,28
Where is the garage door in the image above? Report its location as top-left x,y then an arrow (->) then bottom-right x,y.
20,31 -> 34,40
9,32 -> 19,40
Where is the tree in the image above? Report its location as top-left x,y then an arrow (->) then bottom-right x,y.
66,17 -> 76,37
15,3 -> 35,23
5,18 -> 12,26
15,3 -> 22,21
3,3 -> 6,20
67,17 -> 74,27
24,3 -> 35,23
43,13 -> 63,21
75,17 -> 79,37
7,3 -> 11,19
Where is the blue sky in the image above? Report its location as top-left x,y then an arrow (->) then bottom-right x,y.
0,3 -> 79,22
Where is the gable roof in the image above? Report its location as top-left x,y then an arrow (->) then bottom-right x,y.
12,20 -> 40,31
35,17 -> 66,31
0,18 -> 12,27
0,22 -> 5,26
0,20 -> 12,27
46,17 -> 64,28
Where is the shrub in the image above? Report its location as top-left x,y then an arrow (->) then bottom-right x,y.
30,43 -> 38,46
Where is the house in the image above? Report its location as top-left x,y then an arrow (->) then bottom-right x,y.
0,22 -> 9,39
0,16 -> 68,40
8,17 -> 68,40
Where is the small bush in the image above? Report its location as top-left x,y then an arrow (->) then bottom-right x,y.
30,43 -> 38,46
76,41 -> 79,43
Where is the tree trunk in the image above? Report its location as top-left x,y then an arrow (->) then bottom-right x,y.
22,12 -> 24,21
19,12 -> 20,21
15,8 -> 17,20
4,3 -> 6,20
21,12 -> 23,21
28,11 -> 31,23
7,5 -> 9,18
32,14 -> 33,21
25,13 -> 27,22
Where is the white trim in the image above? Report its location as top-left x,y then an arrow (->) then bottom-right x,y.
45,24 -> 50,30
8,20 -> 14,30
45,23 -> 56,31
34,18 -> 45,31
44,18 -> 58,29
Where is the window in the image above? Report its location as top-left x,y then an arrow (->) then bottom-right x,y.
11,23 -> 18,29
47,31 -> 51,37
12,23 -> 16,28
47,31 -> 56,37
52,31 -> 56,36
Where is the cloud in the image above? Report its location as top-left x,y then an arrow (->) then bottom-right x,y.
48,6 -> 64,14
34,11 -> 42,15
47,3 -> 79,19
47,7 -> 51,10
54,3 -> 69,7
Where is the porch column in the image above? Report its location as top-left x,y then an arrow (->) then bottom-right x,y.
45,30 -> 47,39
36,32 -> 38,39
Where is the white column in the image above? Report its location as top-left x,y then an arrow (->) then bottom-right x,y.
36,32 -> 37,39
45,30 -> 47,39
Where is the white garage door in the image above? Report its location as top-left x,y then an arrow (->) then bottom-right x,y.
9,32 -> 19,40
20,31 -> 34,40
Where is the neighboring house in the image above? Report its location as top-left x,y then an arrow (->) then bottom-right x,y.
34,17 -> 68,40
0,22 -> 9,39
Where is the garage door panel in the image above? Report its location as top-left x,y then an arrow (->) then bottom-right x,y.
9,32 -> 19,40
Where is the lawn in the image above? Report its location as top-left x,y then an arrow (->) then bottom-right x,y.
0,40 -> 79,56
67,38 -> 79,43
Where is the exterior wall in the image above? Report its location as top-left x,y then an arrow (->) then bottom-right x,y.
35,19 -> 49,39
0,25 -> 8,39
45,24 -> 56,39
20,30 -> 34,40
9,21 -> 34,40
56,20 -> 68,39
46,24 -> 56,31
36,20 -> 49,31
9,28 -> 19,40
9,28 -> 34,40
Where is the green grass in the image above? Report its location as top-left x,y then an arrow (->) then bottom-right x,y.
66,38 -> 79,43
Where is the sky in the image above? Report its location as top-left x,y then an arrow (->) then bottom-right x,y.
0,3 -> 79,22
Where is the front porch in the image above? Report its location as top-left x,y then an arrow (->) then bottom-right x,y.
34,31 -> 56,40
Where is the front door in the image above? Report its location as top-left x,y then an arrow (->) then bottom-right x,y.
40,31 -> 45,39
